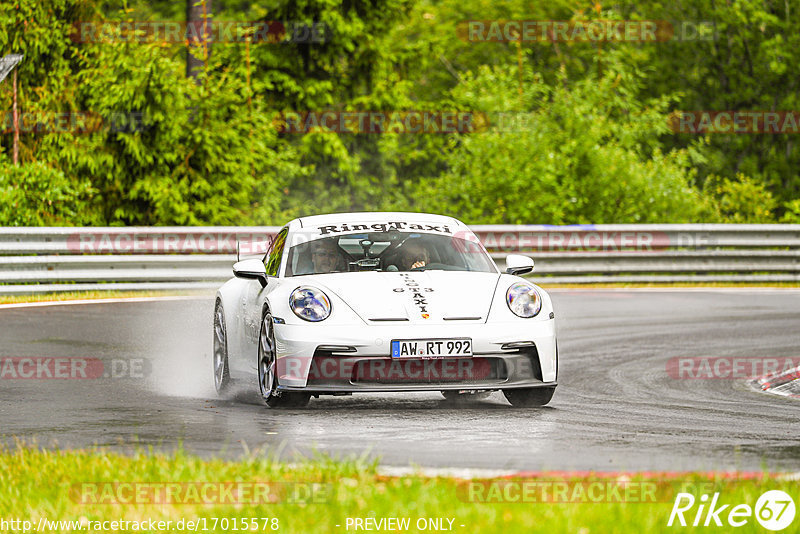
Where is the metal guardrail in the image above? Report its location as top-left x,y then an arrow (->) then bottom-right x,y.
0,225 -> 799,293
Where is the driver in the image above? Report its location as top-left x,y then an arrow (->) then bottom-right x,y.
311,239 -> 345,273
398,240 -> 430,270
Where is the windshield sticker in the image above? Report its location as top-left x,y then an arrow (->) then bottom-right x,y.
317,221 -> 451,236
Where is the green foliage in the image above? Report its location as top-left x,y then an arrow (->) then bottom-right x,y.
409,59 -> 710,223
781,200 -> 800,223
705,174 -> 776,223
623,0 -> 800,215
0,162 -> 97,225
69,39 -> 293,225
0,0 -> 797,226
0,0 -> 305,225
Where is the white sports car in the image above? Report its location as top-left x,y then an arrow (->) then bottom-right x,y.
213,212 -> 558,408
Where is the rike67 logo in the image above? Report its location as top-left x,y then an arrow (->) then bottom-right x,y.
668,490 -> 795,530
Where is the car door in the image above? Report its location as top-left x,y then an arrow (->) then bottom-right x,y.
238,227 -> 288,372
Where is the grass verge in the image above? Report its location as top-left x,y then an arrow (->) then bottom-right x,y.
0,290 -> 212,305
0,447 -> 795,533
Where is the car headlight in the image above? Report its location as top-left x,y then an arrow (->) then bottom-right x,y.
506,282 -> 542,318
290,286 -> 331,322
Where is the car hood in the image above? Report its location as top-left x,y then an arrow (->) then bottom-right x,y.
297,271 -> 501,324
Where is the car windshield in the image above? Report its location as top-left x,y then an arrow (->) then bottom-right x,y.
285,231 -> 496,276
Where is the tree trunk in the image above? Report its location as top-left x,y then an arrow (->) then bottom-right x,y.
186,0 -> 212,81
12,68 -> 19,165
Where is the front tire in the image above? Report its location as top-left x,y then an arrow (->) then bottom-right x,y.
503,387 -> 556,407
213,300 -> 231,396
258,312 -> 310,408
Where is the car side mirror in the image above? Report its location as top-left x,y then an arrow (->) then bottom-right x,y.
233,259 -> 268,287
505,254 -> 534,276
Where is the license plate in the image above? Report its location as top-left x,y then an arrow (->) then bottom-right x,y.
391,338 -> 473,359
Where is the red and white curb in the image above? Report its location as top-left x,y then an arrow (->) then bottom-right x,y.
752,365 -> 800,399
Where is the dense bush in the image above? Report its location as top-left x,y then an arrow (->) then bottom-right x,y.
408,60 -> 711,223
0,162 -> 96,226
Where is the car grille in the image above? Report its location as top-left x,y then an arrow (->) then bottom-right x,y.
350,357 -> 507,385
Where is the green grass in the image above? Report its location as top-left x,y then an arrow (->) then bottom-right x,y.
0,290 -> 212,305
0,447 -> 795,533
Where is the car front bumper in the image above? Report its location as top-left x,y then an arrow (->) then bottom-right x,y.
273,319 -> 557,392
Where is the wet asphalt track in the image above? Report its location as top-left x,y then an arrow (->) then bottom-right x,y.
1,290 -> 799,472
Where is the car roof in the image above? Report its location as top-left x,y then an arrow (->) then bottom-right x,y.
292,212 -> 466,229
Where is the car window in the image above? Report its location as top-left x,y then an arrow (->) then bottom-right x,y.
264,227 -> 288,276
